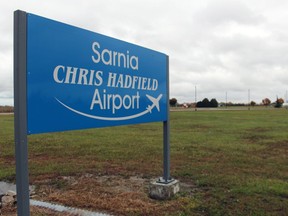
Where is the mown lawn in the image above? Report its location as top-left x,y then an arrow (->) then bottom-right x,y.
0,109 -> 287,215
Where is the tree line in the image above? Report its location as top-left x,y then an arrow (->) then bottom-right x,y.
0,106 -> 14,113
169,98 -> 219,108
170,97 -> 286,108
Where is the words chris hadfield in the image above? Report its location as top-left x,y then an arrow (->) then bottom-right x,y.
52,41 -> 159,114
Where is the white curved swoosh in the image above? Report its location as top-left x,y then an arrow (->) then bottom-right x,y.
55,98 -> 150,121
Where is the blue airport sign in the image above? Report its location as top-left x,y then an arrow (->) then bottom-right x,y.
26,13 -> 168,134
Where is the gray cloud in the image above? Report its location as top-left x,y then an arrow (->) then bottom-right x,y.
0,0 -> 288,105
194,0 -> 265,26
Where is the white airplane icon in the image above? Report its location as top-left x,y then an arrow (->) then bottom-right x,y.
146,94 -> 163,113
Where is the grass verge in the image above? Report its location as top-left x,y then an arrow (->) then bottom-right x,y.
0,109 -> 287,215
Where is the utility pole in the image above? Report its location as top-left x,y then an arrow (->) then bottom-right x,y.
226,91 -> 227,109
195,85 -> 197,111
248,89 -> 250,110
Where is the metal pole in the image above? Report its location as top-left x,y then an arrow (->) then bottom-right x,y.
248,89 -> 250,110
195,85 -> 197,111
14,10 -> 30,216
163,120 -> 170,182
162,55 -> 171,183
226,91 -> 227,108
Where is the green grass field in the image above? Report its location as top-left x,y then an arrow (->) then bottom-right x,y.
0,109 -> 287,215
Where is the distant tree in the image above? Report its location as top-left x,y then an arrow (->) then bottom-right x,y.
169,98 -> 177,107
202,98 -> 210,107
275,97 -> 284,108
278,98 -> 284,104
210,98 -> 218,107
250,101 -> 256,106
0,106 -> 14,113
196,98 -> 218,108
196,101 -> 203,108
262,98 -> 271,106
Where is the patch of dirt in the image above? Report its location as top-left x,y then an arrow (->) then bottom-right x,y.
242,127 -> 272,143
1,174 -> 197,215
249,127 -> 270,133
0,155 -> 15,166
32,174 -> 195,216
256,140 -> 288,159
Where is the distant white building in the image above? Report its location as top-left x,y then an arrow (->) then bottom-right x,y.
284,93 -> 288,109
283,100 -> 288,109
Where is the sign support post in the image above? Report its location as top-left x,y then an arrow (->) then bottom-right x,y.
149,56 -> 180,200
14,10 -> 30,216
162,56 -> 172,183
163,120 -> 171,183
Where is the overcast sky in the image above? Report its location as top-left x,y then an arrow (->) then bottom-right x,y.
1,0 -> 288,105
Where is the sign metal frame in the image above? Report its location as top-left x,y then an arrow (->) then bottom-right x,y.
14,10 -> 30,215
